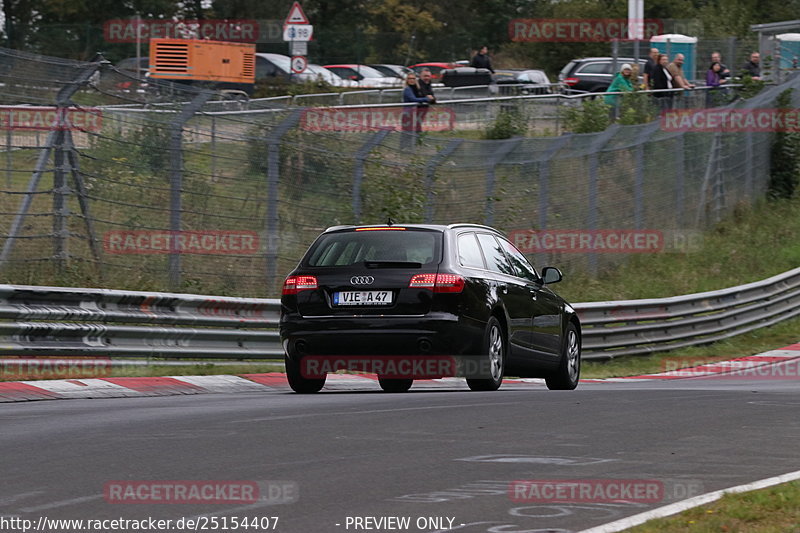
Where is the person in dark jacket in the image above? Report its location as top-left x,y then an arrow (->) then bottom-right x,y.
740,52 -> 761,80
469,46 -> 494,73
401,72 -> 432,145
650,54 -> 675,110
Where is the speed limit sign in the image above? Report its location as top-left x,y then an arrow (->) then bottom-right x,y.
291,56 -> 307,74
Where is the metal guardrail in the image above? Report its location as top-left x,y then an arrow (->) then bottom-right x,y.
1,267 -> 798,362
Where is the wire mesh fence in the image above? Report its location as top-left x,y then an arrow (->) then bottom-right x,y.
0,46 -> 792,297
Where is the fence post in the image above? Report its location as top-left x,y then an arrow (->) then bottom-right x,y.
744,131 -> 754,198
352,129 -> 391,223
675,133 -> 686,223
0,55 -> 105,272
485,137 -> 523,226
633,123 -> 660,230
537,133 -> 573,230
587,124 -> 620,276
168,90 -> 213,290
5,128 -> 11,188
265,109 -> 303,291
52,128 -> 69,269
423,139 -> 463,223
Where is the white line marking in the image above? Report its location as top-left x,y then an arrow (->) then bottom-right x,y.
576,469 -> 800,533
19,494 -> 103,512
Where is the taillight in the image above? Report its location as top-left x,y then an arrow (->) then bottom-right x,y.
409,273 -> 465,293
283,275 -> 318,295
563,77 -> 579,86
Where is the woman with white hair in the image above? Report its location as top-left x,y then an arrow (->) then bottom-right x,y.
604,63 -> 635,108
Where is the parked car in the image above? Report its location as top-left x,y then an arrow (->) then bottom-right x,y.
493,69 -> 553,95
280,223 -> 582,394
558,57 -> 647,94
369,64 -> 413,79
409,62 -> 462,81
322,64 -> 401,88
304,63 -> 359,87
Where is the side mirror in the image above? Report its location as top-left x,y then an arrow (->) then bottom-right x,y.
542,266 -> 563,284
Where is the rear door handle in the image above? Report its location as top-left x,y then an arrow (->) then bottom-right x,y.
529,288 -> 538,300
497,282 -> 508,294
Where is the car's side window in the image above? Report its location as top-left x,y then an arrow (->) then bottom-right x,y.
577,62 -> 609,74
476,233 -> 516,277
499,238 -> 539,282
457,232 -> 485,269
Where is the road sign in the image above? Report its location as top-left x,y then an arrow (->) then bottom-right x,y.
290,41 -> 307,56
285,2 -> 309,25
282,24 -> 313,42
291,56 -> 308,74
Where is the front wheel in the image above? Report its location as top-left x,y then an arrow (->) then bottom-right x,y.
285,355 -> 326,393
546,323 -> 581,390
467,317 -> 505,391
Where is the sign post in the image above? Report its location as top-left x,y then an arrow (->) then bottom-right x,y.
283,2 -> 311,75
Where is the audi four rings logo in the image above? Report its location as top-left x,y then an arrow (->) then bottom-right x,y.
350,276 -> 375,285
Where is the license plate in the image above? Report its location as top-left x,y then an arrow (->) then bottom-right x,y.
333,290 -> 393,306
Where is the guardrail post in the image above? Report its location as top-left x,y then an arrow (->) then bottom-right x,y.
485,137 -> 523,226
423,139 -> 463,223
352,129 -> 391,223
265,109 -> 303,291
168,90 -> 214,290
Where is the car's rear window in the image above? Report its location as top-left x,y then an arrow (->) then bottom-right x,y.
306,229 -> 442,267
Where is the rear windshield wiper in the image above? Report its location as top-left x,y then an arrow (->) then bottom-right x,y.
364,260 -> 423,269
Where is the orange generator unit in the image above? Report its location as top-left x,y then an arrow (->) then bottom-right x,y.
148,38 -> 256,94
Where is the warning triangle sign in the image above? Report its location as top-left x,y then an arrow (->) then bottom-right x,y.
285,2 -> 309,24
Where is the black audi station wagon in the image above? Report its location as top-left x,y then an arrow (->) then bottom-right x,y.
280,223 -> 581,393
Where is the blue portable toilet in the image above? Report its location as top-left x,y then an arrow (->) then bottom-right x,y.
776,33 -> 800,70
650,34 -> 698,82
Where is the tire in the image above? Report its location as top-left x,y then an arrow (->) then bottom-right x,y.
546,323 -> 581,390
467,316 -> 505,391
378,377 -> 413,393
285,355 -> 326,393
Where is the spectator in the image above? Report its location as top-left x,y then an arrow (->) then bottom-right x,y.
604,63 -> 634,109
667,53 -> 695,90
651,53 -> 675,110
705,61 -> 726,107
470,46 -> 495,73
741,51 -> 761,80
401,72 -> 432,144
711,51 -> 731,80
418,68 -> 436,103
643,47 -> 660,89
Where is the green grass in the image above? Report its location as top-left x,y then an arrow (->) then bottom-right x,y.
624,480 -> 800,533
555,197 -> 800,303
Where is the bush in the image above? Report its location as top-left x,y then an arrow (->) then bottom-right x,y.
484,107 -> 528,139
768,89 -> 800,199
562,98 -> 611,133
617,91 -> 659,125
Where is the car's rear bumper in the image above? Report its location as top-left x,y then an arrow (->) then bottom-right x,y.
280,312 -> 486,358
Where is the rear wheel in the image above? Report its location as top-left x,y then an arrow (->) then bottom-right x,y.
546,323 -> 581,390
285,355 -> 326,393
467,317 -> 505,391
378,377 -> 413,393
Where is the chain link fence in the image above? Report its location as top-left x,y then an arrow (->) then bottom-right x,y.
0,46 -> 793,297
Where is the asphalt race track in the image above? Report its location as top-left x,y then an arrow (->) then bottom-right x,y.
2,363 -> 799,533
